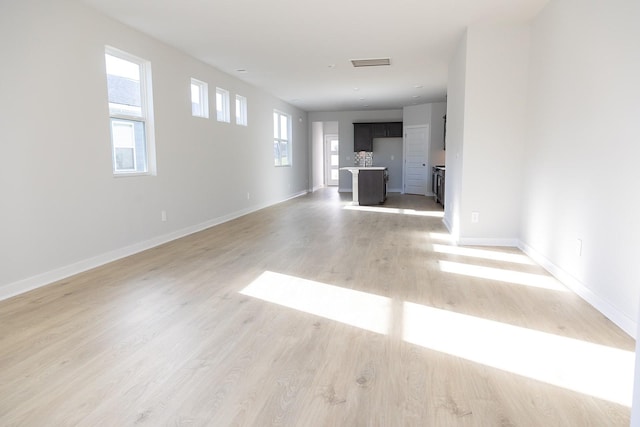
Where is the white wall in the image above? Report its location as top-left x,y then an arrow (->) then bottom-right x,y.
443,34 -> 467,238
446,0 -> 640,335
311,122 -> 324,190
372,138 -> 403,192
308,110 -> 402,192
458,24 -> 529,245
0,0 -> 309,299
521,0 -> 640,336
430,103 -> 447,167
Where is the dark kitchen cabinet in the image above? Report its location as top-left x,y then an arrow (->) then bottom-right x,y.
432,166 -> 445,206
358,169 -> 388,205
353,122 -> 403,152
386,122 -> 403,137
354,123 -> 373,152
371,122 -> 402,138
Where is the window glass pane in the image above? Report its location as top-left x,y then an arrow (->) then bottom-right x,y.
106,53 -> 142,117
111,118 -> 146,173
216,92 -> 222,112
273,113 -> 279,138
115,147 -> 135,171
274,140 -> 281,166
191,84 -> 200,105
331,139 -> 339,152
280,115 -> 288,140
331,154 -> 339,166
331,169 -> 339,180
216,88 -> 229,122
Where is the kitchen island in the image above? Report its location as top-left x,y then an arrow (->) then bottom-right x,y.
340,167 -> 388,205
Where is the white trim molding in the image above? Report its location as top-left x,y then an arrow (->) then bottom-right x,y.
0,190 -> 308,303
518,240 -> 636,338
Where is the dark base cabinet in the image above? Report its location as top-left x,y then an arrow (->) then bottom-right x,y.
358,169 -> 387,205
432,166 -> 445,206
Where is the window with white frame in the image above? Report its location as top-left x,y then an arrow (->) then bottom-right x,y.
190,78 -> 209,118
273,110 -> 291,166
105,46 -> 155,175
235,94 -> 247,126
216,87 -> 230,122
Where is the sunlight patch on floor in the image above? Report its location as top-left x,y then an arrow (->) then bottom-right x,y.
432,244 -> 535,265
428,232 -> 456,243
439,260 -> 567,292
240,271 -> 633,407
343,205 -> 444,218
240,271 -> 390,334
402,301 -> 634,406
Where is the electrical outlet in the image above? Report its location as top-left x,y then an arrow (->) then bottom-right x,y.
161,210 -> 167,222
247,192 -> 250,200
576,239 -> 582,257
471,212 -> 479,223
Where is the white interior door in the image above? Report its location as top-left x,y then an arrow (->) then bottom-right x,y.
324,134 -> 339,186
404,125 -> 429,195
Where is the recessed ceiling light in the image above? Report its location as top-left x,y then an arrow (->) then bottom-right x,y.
351,58 -> 391,67
353,87 -> 359,91
414,85 -> 423,89
412,95 -> 421,99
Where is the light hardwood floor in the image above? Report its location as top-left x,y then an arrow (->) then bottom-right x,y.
0,189 -> 634,426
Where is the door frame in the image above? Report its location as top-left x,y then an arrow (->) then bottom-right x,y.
402,125 -> 430,195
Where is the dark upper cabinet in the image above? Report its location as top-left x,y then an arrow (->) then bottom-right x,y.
354,123 -> 373,152
353,122 -> 403,152
386,122 -> 403,137
371,123 -> 387,138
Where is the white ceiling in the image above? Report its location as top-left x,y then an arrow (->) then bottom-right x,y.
81,0 -> 549,112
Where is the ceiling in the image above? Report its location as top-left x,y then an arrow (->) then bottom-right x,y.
81,0 -> 549,112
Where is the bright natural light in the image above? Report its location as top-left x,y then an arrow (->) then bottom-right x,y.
428,232 -> 456,243
402,302 -> 634,406
343,205 -> 444,218
433,244 -> 535,265
240,271 -> 390,334
239,271 -> 633,407
439,260 -> 568,292
105,53 -> 139,80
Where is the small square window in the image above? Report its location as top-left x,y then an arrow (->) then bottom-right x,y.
190,78 -> 209,118
235,94 -> 247,126
216,87 -> 230,122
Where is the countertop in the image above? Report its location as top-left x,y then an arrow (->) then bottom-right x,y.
340,167 -> 387,171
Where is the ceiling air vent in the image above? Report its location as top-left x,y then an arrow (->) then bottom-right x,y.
350,58 -> 391,68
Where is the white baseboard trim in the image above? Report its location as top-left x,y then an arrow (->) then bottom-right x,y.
518,240 -> 636,338
442,216 -> 454,237
0,190 -> 309,303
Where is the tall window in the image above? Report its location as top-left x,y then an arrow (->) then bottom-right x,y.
105,46 -> 155,175
216,87 -> 230,122
273,110 -> 291,166
235,94 -> 247,126
190,78 -> 209,118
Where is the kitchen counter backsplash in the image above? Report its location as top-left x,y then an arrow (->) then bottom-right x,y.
354,151 -> 373,167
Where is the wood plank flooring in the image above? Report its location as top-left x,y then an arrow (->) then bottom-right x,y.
0,189 -> 634,426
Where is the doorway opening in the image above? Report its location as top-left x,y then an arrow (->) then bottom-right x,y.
311,121 -> 339,191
